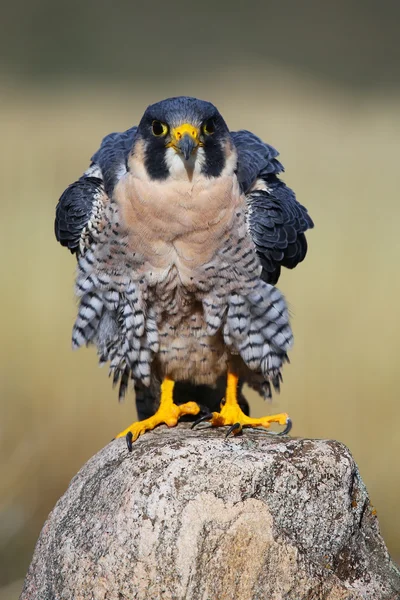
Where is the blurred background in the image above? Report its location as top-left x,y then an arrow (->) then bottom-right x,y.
1,0 -> 400,596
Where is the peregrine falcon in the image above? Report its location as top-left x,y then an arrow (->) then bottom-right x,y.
55,96 -> 313,447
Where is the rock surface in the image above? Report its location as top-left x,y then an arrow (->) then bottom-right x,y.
21,424 -> 399,600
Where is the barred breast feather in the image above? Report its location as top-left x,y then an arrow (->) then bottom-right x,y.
55,123 -> 312,404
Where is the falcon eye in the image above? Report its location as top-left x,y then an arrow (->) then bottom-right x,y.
203,119 -> 215,135
152,120 -> 168,136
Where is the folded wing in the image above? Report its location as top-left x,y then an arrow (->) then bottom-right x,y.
232,129 -> 314,284
55,126 -> 137,255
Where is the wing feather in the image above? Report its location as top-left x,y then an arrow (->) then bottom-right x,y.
55,126 -> 138,254
91,126 -> 137,195
55,176 -> 104,253
232,129 -> 314,284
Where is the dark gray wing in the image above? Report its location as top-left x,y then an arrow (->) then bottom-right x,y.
55,126 -> 138,254
91,126 -> 137,195
55,176 -> 104,253
231,129 -> 314,284
232,129 -> 284,192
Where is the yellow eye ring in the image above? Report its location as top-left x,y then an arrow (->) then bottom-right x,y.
203,119 -> 215,135
152,120 -> 168,136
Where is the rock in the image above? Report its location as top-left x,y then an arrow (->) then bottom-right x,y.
21,424 -> 399,600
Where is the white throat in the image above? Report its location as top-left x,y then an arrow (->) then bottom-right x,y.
164,146 -> 206,181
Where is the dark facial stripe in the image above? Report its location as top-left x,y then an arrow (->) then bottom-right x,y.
143,137 -> 170,181
201,137 -> 226,178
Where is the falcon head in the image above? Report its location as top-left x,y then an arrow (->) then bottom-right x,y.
134,96 -> 234,181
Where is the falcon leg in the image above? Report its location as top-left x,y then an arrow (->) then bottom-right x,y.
115,377 -> 199,447
193,372 -> 291,436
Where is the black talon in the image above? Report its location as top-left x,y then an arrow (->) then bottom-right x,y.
251,417 -> 293,437
191,413 -> 214,429
278,417 -> 292,436
226,422 -> 242,438
126,431 -> 133,452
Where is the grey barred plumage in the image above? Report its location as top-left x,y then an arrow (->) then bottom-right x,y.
55,96 -> 313,441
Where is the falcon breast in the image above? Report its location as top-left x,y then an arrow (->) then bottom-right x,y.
55,96 -> 313,436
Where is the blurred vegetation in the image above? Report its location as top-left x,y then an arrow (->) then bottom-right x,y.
0,0 -> 399,597
1,0 -> 400,90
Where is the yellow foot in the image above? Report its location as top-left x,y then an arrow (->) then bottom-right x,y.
192,372 -> 292,437
194,404 -> 291,437
116,401 -> 200,447
115,376 -> 199,449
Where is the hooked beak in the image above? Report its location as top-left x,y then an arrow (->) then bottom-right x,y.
178,134 -> 197,161
168,123 -> 201,160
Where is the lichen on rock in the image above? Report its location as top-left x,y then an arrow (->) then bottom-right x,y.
21,424 -> 400,600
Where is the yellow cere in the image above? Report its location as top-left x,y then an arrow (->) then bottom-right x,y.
168,123 -> 203,147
